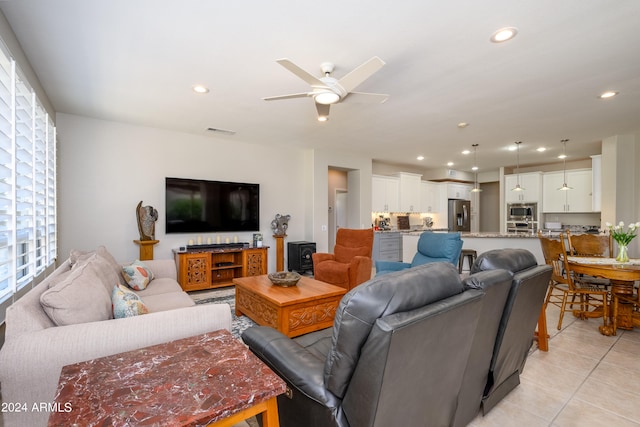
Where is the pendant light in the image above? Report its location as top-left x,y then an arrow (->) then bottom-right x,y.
471,144 -> 483,192
558,138 -> 573,191
511,141 -> 525,191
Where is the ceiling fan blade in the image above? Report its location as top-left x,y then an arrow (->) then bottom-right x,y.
276,58 -> 326,87
262,92 -> 311,101
315,102 -> 330,120
341,91 -> 389,104
338,56 -> 386,93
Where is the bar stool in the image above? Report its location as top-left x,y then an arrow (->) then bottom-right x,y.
458,249 -> 477,273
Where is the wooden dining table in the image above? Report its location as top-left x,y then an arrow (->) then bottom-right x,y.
567,256 -> 640,336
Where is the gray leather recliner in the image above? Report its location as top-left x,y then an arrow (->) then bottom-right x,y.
465,248 -> 552,418
243,261 -> 514,427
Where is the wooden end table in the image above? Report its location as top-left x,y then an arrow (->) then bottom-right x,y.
233,275 -> 347,337
48,330 -> 286,427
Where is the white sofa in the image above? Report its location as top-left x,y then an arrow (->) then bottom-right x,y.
0,246 -> 232,427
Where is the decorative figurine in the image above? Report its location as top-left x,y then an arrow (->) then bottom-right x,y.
136,201 -> 158,240
270,213 -> 291,236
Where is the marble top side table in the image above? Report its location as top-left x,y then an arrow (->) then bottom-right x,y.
48,329 -> 286,426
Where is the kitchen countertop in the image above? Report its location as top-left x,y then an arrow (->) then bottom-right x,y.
390,230 -> 602,238
461,232 -> 539,238
400,230 -> 539,238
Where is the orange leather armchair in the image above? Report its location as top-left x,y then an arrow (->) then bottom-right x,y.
312,228 -> 374,290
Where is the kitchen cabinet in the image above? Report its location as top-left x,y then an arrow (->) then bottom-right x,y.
591,155 -> 602,212
542,169 -> 593,213
446,183 -> 472,200
504,172 -> 542,203
420,181 -> 445,213
394,172 -> 422,212
372,175 -> 399,212
372,232 -> 402,262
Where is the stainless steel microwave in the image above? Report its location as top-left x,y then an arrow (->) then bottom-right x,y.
508,203 -> 536,220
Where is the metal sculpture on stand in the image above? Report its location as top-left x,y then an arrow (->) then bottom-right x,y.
271,214 -> 291,271
271,213 -> 290,236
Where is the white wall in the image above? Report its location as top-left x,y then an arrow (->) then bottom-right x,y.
602,134 -> 640,256
311,149 -> 373,253
56,113 -> 311,272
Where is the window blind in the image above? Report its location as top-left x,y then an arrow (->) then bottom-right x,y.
0,40 -> 56,303
0,46 -> 14,301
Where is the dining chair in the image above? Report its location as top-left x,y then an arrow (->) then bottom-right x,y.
566,230 -> 613,258
538,231 -> 609,330
566,230 -> 613,289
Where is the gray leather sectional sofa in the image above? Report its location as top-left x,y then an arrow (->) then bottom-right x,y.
243,248 -> 551,427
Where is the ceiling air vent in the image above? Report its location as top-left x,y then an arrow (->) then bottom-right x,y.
206,127 -> 236,135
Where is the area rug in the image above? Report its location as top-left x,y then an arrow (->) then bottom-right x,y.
191,286 -> 257,339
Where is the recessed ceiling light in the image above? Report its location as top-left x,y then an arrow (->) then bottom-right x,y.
447,162 -> 454,167
317,116 -> 328,122
462,150 -> 471,155
599,91 -> 619,99
193,85 -> 209,94
490,27 -> 518,43
457,122 -> 469,128
472,166 -> 478,171
508,145 -> 517,151
537,147 -> 546,152
417,155 -> 425,161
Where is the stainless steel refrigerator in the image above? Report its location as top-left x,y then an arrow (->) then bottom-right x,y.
448,199 -> 471,232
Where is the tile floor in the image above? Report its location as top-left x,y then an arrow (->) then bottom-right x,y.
469,303 -> 640,426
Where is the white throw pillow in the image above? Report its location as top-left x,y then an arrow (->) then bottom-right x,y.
40,260 -> 114,326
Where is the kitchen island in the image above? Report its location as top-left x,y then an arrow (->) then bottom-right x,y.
402,231 -> 544,266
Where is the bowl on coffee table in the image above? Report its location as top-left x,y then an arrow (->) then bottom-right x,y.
268,272 -> 301,287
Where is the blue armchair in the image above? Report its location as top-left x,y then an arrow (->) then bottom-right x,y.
375,232 -> 463,275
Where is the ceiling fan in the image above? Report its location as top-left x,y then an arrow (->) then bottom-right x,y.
263,56 -> 388,121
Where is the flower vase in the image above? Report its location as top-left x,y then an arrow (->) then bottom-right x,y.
616,243 -> 629,263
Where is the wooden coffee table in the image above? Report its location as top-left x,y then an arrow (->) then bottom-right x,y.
233,275 -> 347,337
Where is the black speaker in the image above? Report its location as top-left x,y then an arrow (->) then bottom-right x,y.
288,241 -> 316,274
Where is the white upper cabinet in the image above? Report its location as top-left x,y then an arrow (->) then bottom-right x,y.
394,172 -> 422,212
420,181 -> 445,213
372,175 -> 399,212
446,182 -> 472,200
504,172 -> 542,203
542,169 -> 593,213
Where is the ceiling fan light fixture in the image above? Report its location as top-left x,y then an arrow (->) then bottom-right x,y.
314,91 -> 341,105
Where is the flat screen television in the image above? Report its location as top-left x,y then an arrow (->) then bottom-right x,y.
165,177 -> 260,233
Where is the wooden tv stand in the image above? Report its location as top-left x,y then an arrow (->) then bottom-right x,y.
174,244 -> 268,291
